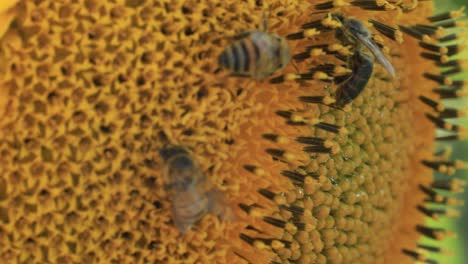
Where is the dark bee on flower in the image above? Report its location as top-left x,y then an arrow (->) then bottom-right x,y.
336,50 -> 374,106
160,145 -> 235,233
332,13 -> 396,105
334,13 -> 396,77
218,14 -> 291,80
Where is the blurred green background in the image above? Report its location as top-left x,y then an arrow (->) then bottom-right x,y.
432,1 -> 467,263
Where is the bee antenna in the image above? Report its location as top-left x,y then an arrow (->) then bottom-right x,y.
329,103 -> 348,112
310,10 -> 329,15
398,0 -> 419,12
323,85 -> 348,112
159,145 -> 188,160
291,60 -> 300,74
261,10 -> 269,31
330,12 -> 344,22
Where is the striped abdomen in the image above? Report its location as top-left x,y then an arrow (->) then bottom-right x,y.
218,31 -> 290,80
172,187 -> 210,233
160,145 -> 235,233
172,187 -> 234,233
218,32 -> 261,77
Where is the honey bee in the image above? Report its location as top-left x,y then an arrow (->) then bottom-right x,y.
336,49 -> 374,106
218,14 -> 292,80
333,13 -> 396,78
332,14 -> 396,105
160,145 -> 234,233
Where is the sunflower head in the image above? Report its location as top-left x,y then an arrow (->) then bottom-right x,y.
0,0 -> 466,263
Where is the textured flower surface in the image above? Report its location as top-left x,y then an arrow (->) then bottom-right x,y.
0,0 -> 466,263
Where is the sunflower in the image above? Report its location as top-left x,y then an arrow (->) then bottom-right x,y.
0,0 -> 466,263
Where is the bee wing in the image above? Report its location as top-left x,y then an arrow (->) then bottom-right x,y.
207,189 -> 236,222
356,34 -> 396,78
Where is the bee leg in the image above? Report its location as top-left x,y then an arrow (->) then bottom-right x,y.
334,73 -> 353,86
290,60 -> 310,86
229,72 -> 252,78
291,60 -> 300,73
175,221 -> 188,233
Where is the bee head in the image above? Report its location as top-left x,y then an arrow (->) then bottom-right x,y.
160,145 -> 188,161
344,18 -> 372,39
331,13 -> 345,23
167,155 -> 197,191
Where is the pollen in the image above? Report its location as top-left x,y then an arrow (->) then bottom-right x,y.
0,0 -> 466,264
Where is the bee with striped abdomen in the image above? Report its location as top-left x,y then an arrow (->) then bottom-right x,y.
218,14 -> 292,80
160,145 -> 234,233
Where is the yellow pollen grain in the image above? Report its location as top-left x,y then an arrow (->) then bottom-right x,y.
447,198 -> 464,206
334,66 -> 352,75
290,114 -> 305,123
276,136 -> 290,144
446,209 -> 461,218
328,44 -> 345,52
304,28 -> 320,38
313,71 -> 333,81
449,6 -> 466,18
271,240 -> 285,250
422,35 -> 437,45
254,167 -> 268,177
285,222 -> 298,234
250,208 -> 265,218
311,48 -> 326,56
309,118 -> 321,125
284,73 -> 299,81
443,78 -> 453,86
333,0 -> 350,8
435,27 -> 446,39
339,46 -> 353,56
321,96 -> 336,105
434,231 -> 452,241
283,151 -> 296,162
459,107 -> 468,117
254,240 -> 267,249
323,140 -> 335,148
455,160 -> 468,169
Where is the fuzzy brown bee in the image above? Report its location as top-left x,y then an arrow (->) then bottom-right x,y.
160,145 -> 234,233
218,16 -> 291,80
